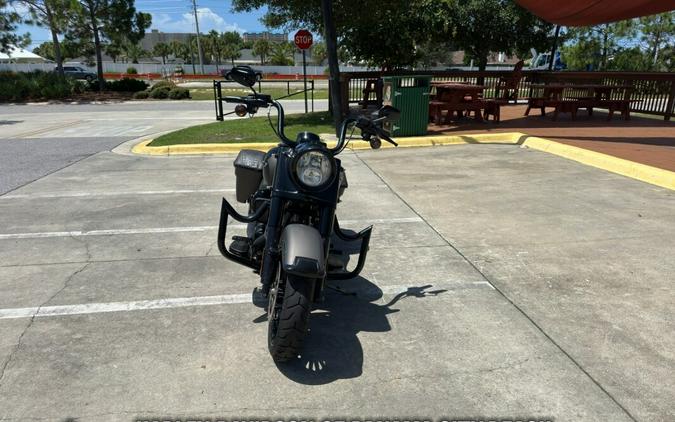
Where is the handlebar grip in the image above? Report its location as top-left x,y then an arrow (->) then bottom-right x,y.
379,132 -> 398,147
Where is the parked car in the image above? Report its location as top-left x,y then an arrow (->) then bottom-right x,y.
222,65 -> 262,82
58,66 -> 97,82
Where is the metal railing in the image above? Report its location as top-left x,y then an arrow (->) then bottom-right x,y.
338,70 -> 675,120
213,79 -> 315,121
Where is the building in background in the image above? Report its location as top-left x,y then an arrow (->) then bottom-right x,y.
0,45 -> 48,63
242,31 -> 288,43
140,30 -> 193,52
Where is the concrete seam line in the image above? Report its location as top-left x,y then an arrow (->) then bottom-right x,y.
521,136 -> 675,191
0,281 -> 493,320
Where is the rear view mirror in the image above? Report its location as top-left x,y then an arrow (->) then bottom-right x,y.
377,105 -> 401,122
224,65 -> 259,88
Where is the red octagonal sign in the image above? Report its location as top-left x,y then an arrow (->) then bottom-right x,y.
294,29 -> 313,50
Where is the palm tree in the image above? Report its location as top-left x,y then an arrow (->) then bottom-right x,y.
152,42 -> 172,64
124,43 -> 146,64
170,40 -> 190,63
269,41 -> 295,65
252,38 -> 271,65
204,30 -> 223,71
221,31 -> 242,66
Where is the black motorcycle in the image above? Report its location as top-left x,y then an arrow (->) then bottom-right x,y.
217,66 -> 399,362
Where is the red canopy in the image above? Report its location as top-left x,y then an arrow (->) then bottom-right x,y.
515,0 -> 675,26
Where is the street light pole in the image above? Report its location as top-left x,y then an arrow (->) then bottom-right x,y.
191,0 -> 205,75
548,25 -> 561,71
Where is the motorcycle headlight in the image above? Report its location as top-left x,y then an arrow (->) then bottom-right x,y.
295,150 -> 333,188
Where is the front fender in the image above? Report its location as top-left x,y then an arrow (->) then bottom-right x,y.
280,224 -> 326,278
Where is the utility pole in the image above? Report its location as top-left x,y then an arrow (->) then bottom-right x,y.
191,0 -> 205,75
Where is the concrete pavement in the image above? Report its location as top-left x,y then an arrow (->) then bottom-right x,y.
0,99 -> 327,194
0,140 -> 672,421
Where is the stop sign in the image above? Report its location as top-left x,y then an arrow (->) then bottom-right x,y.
294,29 -> 313,50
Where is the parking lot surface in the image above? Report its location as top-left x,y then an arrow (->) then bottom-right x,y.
0,142 -> 673,421
0,100 -> 325,195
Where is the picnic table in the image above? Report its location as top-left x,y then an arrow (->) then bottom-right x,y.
430,82 -> 500,124
526,83 -> 635,120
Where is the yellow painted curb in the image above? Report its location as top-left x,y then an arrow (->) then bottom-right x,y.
131,130 -> 675,191
131,132 -> 524,155
520,136 -> 675,191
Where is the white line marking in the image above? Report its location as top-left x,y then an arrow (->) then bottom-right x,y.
2,189 -> 235,200
0,217 -> 423,240
0,281 -> 493,319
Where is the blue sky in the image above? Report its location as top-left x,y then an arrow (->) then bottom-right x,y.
12,0 -> 277,50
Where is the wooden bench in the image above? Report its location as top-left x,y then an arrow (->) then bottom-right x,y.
495,60 -> 524,104
526,97 -> 580,120
358,79 -> 382,109
483,99 -> 507,122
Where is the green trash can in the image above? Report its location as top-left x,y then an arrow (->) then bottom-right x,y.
381,75 -> 432,136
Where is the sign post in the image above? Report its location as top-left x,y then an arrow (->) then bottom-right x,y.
294,29 -> 313,114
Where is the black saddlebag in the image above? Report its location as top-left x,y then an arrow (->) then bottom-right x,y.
234,149 -> 265,203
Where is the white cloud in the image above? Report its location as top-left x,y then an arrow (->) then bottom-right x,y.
150,8 -> 245,34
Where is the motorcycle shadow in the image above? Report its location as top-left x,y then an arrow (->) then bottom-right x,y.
268,277 -> 447,385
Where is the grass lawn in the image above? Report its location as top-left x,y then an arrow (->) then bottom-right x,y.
189,87 -> 329,101
149,111 -> 335,146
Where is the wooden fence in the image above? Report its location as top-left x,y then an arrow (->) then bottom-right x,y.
336,70 -> 675,120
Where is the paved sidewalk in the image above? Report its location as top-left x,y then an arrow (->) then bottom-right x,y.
430,104 -> 675,171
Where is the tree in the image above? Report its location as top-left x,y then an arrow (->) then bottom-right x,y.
14,0 -> 71,75
252,38 -> 270,65
269,41 -> 294,65
416,40 -> 457,69
1,0 -> 30,53
310,41 -> 326,65
233,0 -> 432,69
203,29 -> 222,69
123,41 -> 145,63
68,0 -> 151,90
437,0 -> 553,72
33,37 -> 93,62
170,39 -> 191,63
606,46 -> 650,71
639,12 -> 674,70
337,0 -> 431,69
221,31 -> 242,66
152,41 -> 171,64
231,0 -> 427,123
562,21 -> 634,70
105,39 -> 124,62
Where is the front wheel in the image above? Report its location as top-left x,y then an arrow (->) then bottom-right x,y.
267,272 -> 314,362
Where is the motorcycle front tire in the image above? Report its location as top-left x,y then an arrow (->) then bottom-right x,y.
267,273 -> 314,362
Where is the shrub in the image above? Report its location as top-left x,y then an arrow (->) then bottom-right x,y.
106,77 -> 148,92
149,87 -> 170,99
168,87 -> 190,99
150,80 -> 176,91
133,90 -> 149,99
126,66 -> 138,74
0,70 -> 78,102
